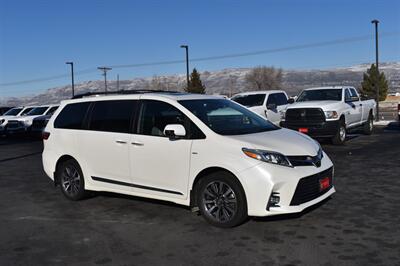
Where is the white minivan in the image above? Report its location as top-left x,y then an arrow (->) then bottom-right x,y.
42,91 -> 335,227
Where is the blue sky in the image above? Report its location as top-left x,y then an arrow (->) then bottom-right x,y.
1,0 -> 399,97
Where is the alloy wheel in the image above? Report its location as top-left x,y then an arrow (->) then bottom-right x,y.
202,181 -> 237,223
61,165 -> 81,197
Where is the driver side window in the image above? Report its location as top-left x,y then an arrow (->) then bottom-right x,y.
345,89 -> 352,102
137,100 -> 205,139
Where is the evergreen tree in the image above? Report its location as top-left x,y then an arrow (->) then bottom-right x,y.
185,68 -> 206,94
361,64 -> 389,101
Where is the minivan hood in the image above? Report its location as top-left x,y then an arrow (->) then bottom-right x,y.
226,128 -> 319,156
287,100 -> 340,110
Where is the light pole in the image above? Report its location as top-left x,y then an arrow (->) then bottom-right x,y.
65,62 -> 75,97
371,19 -> 380,121
180,45 -> 189,89
97,67 -> 112,94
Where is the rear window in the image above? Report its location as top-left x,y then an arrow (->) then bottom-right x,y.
88,100 -> 137,133
54,102 -> 90,129
231,94 -> 266,107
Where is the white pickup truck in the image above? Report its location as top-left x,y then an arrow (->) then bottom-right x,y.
281,86 -> 376,145
231,90 -> 289,125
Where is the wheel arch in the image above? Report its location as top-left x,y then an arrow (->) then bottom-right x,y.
54,154 -> 78,186
189,166 -> 246,208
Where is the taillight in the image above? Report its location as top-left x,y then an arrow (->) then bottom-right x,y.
42,131 -> 50,140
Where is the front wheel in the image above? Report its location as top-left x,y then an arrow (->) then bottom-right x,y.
196,171 -> 248,228
57,159 -> 87,201
331,120 -> 346,145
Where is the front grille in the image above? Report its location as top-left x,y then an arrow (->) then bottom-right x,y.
287,149 -> 323,167
290,167 -> 333,206
285,108 -> 325,125
7,120 -> 21,129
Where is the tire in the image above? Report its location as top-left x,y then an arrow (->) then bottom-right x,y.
195,171 -> 248,228
331,119 -> 346,145
57,159 -> 87,201
363,114 -> 373,135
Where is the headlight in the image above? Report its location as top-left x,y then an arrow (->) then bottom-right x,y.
280,110 -> 286,120
0,119 -> 4,125
242,148 -> 292,167
324,111 -> 338,119
24,120 -> 32,126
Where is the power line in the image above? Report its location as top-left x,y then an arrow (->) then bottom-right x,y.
1,32 -> 399,87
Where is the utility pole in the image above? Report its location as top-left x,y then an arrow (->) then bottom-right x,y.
117,74 -> 120,90
65,62 -> 75,97
371,19 -> 380,121
180,45 -> 189,89
97,67 -> 112,94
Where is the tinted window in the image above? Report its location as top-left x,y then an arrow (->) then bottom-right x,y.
179,99 -> 278,135
21,108 -> 34,116
54,102 -> 90,129
137,100 -> 205,139
3,108 -> 22,116
267,93 -> 288,106
349,88 -> 359,98
231,94 -> 266,107
27,107 -> 49,116
89,100 -> 137,133
46,106 -> 59,116
297,89 -> 342,102
345,89 -> 352,101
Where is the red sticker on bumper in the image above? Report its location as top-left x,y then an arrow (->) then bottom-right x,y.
319,177 -> 330,191
299,128 -> 309,133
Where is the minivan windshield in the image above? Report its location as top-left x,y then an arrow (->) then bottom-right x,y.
297,89 -> 342,102
26,107 -> 49,116
231,94 -> 266,107
179,99 -> 278,135
3,108 -> 23,116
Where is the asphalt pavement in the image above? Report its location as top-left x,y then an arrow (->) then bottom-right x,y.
0,125 -> 399,266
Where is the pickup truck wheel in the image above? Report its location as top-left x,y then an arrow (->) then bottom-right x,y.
363,114 -> 373,135
332,120 -> 346,145
196,171 -> 248,228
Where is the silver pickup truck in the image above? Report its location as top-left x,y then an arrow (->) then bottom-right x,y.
281,86 -> 376,145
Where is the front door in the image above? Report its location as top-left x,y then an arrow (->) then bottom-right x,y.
129,100 -> 193,199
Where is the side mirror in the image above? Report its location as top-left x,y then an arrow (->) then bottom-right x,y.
164,124 -> 186,139
287,98 -> 295,104
267,103 -> 277,110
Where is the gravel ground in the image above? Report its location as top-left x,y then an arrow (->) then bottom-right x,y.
0,125 -> 399,266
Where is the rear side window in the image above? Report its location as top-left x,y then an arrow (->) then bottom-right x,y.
54,102 -> 90,129
88,100 -> 137,133
231,94 -> 266,107
267,93 -> 288,106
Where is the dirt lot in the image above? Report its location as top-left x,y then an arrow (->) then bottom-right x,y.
0,124 -> 399,266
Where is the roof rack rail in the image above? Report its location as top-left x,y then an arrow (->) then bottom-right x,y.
71,89 -> 181,99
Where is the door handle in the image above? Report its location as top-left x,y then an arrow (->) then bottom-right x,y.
131,141 -> 144,146
115,140 -> 127,144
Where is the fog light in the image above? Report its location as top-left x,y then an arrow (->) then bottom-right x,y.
266,192 -> 280,210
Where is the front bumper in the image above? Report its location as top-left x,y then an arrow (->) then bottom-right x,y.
281,120 -> 340,137
238,152 -> 335,217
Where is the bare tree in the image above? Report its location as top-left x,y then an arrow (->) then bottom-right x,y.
244,66 -> 283,90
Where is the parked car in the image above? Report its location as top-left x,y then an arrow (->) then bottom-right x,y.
0,106 -> 37,135
7,105 -> 58,134
0,107 -> 13,115
42,91 -> 335,227
231,90 -> 289,125
31,106 -> 59,135
281,86 -> 376,145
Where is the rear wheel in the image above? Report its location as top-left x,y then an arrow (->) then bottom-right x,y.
196,171 -> 247,228
332,119 -> 346,145
57,159 -> 87,201
363,114 -> 373,135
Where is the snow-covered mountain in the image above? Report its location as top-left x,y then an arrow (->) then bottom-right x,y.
1,62 -> 399,106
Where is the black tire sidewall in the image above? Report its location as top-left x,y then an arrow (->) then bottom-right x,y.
332,119 -> 346,145
363,114 -> 373,135
58,159 -> 86,201
196,171 -> 248,228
